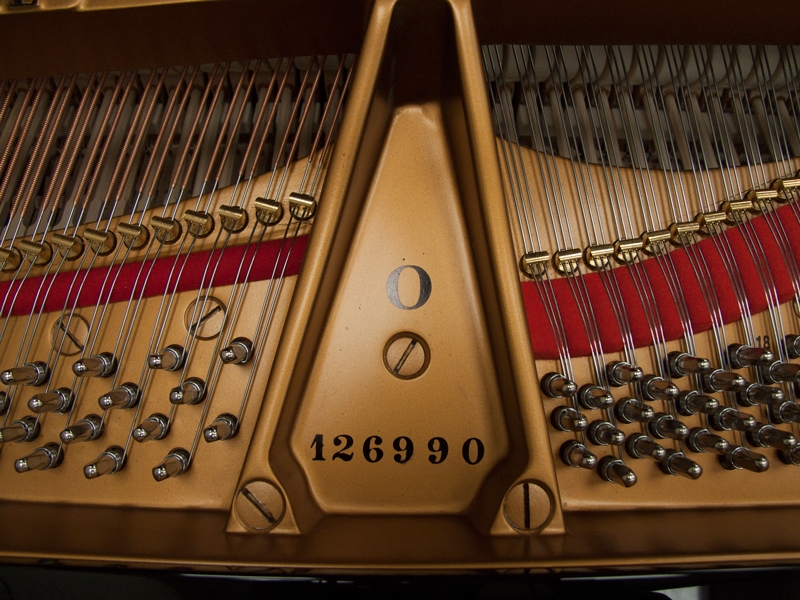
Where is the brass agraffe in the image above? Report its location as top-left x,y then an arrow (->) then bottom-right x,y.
0,0 -> 798,576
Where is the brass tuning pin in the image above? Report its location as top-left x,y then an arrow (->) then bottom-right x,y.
152,448 -> 190,481
0,361 -> 49,386
686,428 -> 730,455
606,361 -> 644,387
659,450 -> 702,480
0,416 -> 39,443
625,433 -> 666,461
147,344 -> 186,371
132,413 -> 169,443
541,373 -> 577,398
676,390 -> 719,416
550,407 -> 588,432
746,423 -> 797,452
559,440 -> 597,470
703,369 -> 747,393
720,446 -> 769,473
597,456 -> 637,488
84,446 -> 125,479
204,414 -> 239,442
60,414 -> 103,444
614,398 -> 655,423
728,343 -> 774,369
219,337 -> 254,365
72,352 -> 116,378
587,421 -> 626,446
14,443 -> 62,473
28,387 -> 74,414
98,382 -> 140,410
577,384 -> 614,410
667,352 -> 711,378
642,376 -> 679,401
737,383 -> 784,407
648,413 -> 689,441
169,377 -> 205,405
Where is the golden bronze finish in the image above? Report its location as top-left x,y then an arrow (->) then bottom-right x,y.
17,240 -> 52,266
0,0 -> 798,579
117,222 -> 151,250
83,228 -> 117,255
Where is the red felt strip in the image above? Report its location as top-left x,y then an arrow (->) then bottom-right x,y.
0,235 -> 308,318
522,205 -> 800,359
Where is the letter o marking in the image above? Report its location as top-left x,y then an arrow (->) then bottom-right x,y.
386,265 -> 432,310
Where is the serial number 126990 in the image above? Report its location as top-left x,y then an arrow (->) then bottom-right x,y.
310,434 -> 486,465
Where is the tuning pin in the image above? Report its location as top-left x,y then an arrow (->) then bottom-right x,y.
728,343 -> 774,369
703,369 -> 747,393
0,361 -> 49,386
152,448 -> 190,481
28,387 -> 74,414
737,383 -> 784,407
60,414 -> 103,444
84,446 -> 125,479
642,376 -> 679,401
577,384 -> 613,410
147,344 -> 186,371
625,433 -> 666,461
785,334 -> 800,359
587,421 -> 626,446
676,390 -> 719,416
14,443 -> 62,473
606,361 -> 644,387
0,416 -> 39,443
686,428 -> 730,455
169,377 -> 205,405
132,413 -> 169,443
746,423 -> 797,452
597,456 -> 637,487
541,373 -> 577,398
550,407 -> 588,432
219,337 -> 253,365
98,382 -> 139,410
648,413 -> 689,440
204,414 -> 239,442
769,401 -> 800,425
72,352 -> 116,378
614,397 -> 655,423
763,361 -> 800,384
559,440 -> 597,470
0,391 -> 7,415
720,446 -> 769,472
667,352 -> 711,378
778,446 -> 800,466
659,450 -> 702,479
710,407 -> 757,432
